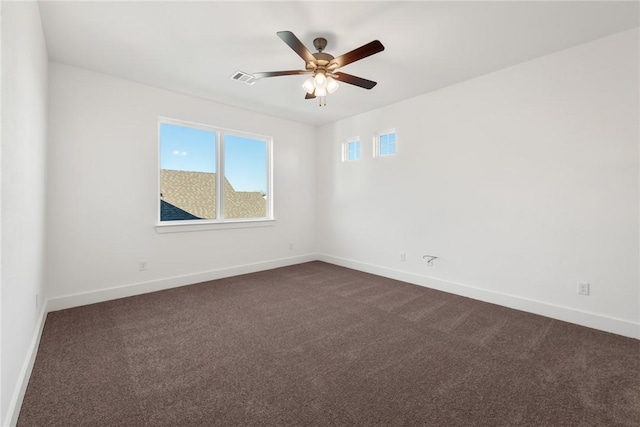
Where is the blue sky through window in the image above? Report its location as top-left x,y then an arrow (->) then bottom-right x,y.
224,134 -> 267,193
160,123 -> 216,173
347,140 -> 360,161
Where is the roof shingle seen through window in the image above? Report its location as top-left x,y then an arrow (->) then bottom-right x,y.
160,169 -> 266,221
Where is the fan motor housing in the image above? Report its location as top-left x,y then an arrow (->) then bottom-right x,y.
308,52 -> 335,71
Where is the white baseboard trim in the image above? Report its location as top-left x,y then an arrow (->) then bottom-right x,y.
47,254 -> 317,312
317,253 -> 640,340
4,303 -> 48,427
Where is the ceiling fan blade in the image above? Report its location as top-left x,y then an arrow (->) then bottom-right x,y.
329,40 -> 384,69
333,72 -> 377,89
277,31 -> 316,64
253,70 -> 310,79
305,91 -> 316,99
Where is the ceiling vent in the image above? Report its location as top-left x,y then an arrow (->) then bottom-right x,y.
231,71 -> 257,85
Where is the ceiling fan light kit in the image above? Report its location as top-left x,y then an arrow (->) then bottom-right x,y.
302,72 -> 339,105
251,31 -> 384,106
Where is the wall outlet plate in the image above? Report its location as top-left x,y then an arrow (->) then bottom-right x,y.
577,282 -> 590,295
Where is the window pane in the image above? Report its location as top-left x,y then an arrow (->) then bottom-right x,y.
347,141 -> 360,161
160,123 -> 216,221
224,134 -> 268,219
377,132 -> 396,157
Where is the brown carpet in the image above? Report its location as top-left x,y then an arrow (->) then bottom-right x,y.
18,261 -> 640,426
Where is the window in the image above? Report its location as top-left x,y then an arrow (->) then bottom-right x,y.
374,129 -> 397,157
159,118 -> 272,224
343,137 -> 361,162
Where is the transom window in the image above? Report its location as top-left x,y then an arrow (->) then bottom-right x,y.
374,129 -> 397,157
343,137 -> 361,162
158,118 -> 272,223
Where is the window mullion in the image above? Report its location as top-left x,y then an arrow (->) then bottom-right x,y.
267,137 -> 273,218
217,131 -> 224,219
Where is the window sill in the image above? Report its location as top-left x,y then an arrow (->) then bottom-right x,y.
155,219 -> 276,233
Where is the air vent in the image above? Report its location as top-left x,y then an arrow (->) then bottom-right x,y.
231,71 -> 257,85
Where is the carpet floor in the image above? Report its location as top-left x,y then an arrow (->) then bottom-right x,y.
18,261 -> 640,426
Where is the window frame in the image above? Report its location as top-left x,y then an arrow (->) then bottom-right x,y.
156,117 -> 274,232
373,128 -> 397,157
342,137 -> 361,162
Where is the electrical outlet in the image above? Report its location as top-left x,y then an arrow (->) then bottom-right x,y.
577,282 -> 590,296
139,260 -> 148,272
289,242 -> 293,250
400,253 -> 406,262
36,293 -> 39,308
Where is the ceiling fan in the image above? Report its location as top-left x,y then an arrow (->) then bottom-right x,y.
252,31 -> 385,106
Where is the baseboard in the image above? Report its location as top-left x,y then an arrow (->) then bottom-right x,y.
317,253 -> 640,340
47,252 -> 640,338
47,253 -> 317,312
4,303 -> 48,427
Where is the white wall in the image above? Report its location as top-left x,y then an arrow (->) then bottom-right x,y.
46,63 -> 317,307
1,1 -> 49,425
317,28 -> 639,338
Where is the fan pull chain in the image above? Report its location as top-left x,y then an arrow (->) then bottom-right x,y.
318,96 -> 327,107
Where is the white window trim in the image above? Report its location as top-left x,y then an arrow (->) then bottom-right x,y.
155,219 -> 276,233
157,117 -> 274,231
342,137 -> 361,162
373,128 -> 397,157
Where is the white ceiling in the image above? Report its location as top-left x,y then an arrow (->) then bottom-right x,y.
38,1 -> 639,127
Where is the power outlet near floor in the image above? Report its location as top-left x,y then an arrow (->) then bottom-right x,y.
400,253 -> 406,262
139,260 -> 148,272
577,282 -> 590,296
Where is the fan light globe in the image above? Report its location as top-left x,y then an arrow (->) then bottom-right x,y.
315,87 -> 328,97
314,72 -> 327,88
302,77 -> 315,94
326,77 -> 339,94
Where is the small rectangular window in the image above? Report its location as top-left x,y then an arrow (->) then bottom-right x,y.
374,129 -> 397,157
343,137 -> 361,162
159,118 -> 272,223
